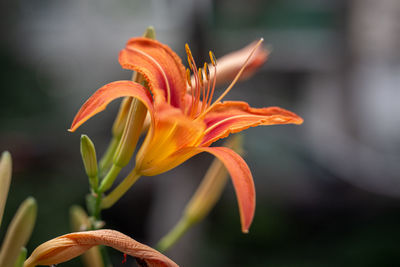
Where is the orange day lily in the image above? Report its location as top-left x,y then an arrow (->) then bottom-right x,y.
24,229 -> 178,267
69,37 -> 303,233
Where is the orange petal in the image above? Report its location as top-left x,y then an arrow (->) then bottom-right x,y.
135,105 -> 205,176
197,146 -> 255,233
69,81 -> 154,132
24,229 -> 178,267
119,37 -> 187,109
138,143 -> 255,233
201,101 -> 304,146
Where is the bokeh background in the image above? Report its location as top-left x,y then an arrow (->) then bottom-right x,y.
1,0 -> 400,266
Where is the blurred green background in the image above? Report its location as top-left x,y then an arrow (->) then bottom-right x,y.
1,0 -> 400,266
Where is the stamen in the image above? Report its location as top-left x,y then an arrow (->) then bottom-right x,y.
186,68 -> 194,116
198,68 -> 203,87
186,43 -> 201,118
186,68 -> 192,87
201,62 -> 210,112
204,63 -> 210,80
203,63 -> 211,107
191,67 -> 203,117
202,64 -> 212,112
187,55 -> 193,70
207,63 -> 217,108
185,43 -> 193,59
209,51 -> 217,66
199,38 -> 264,119
198,68 -> 207,112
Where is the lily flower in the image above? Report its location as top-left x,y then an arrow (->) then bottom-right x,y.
69,37 -> 303,233
24,229 -> 178,267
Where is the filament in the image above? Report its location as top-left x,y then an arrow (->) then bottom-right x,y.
199,38 -> 264,119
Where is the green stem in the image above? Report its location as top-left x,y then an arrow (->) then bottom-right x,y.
101,169 -> 141,209
13,247 -> 27,267
98,136 -> 120,176
156,217 -> 193,252
94,193 -> 102,221
98,164 -> 122,193
88,174 -> 99,193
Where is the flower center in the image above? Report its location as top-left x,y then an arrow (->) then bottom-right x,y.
185,39 -> 264,121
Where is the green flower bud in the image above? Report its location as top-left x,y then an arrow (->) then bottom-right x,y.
0,151 -> 12,228
0,197 -> 37,267
80,135 -> 99,191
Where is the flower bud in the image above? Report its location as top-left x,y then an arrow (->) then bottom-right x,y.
0,151 -> 12,228
112,94 -> 147,168
14,247 -> 27,267
80,135 -> 99,191
0,197 -> 37,267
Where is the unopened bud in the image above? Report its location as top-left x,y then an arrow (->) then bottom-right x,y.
0,151 -> 12,228
113,96 -> 147,168
80,135 -> 99,191
0,197 -> 37,267
112,97 -> 133,139
14,247 -> 27,267
70,205 -> 91,232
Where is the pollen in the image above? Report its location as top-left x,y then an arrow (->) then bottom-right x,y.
204,63 -> 210,81
198,68 -> 203,87
185,43 -> 193,58
209,51 -> 217,66
187,55 -> 193,69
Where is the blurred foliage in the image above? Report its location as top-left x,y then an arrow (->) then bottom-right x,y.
213,0 -> 338,30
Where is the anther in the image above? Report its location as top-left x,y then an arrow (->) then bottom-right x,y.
209,51 -> 217,66
204,63 -> 210,80
187,56 -> 193,69
185,43 -> 193,58
198,68 -> 203,87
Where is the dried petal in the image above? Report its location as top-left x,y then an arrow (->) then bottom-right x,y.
24,230 -> 178,267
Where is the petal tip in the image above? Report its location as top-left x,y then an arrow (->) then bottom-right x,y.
296,117 -> 304,125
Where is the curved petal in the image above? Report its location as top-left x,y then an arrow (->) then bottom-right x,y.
198,146 -> 255,233
201,101 -> 304,146
143,145 -> 255,233
69,81 -> 154,132
24,229 -> 178,267
119,37 -> 187,109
